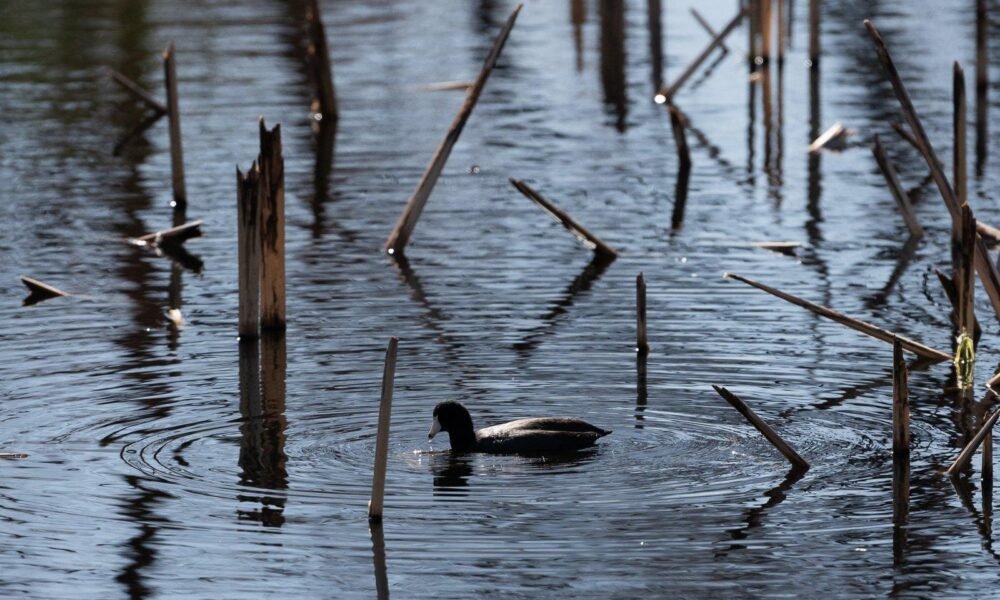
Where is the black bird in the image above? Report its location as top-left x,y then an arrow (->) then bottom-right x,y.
428,401 -> 611,455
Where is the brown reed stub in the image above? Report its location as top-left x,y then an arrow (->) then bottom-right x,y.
107,68 -> 166,115
667,106 -> 692,170
808,0 -> 820,65
305,0 -> 338,122
237,163 -> 262,341
953,63 -> 968,207
712,385 -> 809,470
369,336 -> 399,523
976,0 -> 988,168
258,119 -> 286,332
509,178 -> 619,259
872,135 -> 923,237
162,41 -> 186,212
131,220 -> 203,247
654,6 -> 746,104
723,272 -> 950,362
636,273 -> 649,354
946,409 -> 1000,476
384,4 -> 522,256
690,8 -> 729,53
20,276 -> 69,306
892,338 -> 910,525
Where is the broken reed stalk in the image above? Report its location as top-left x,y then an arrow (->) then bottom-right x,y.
712,385 -> 809,470
988,369 -> 1000,394
108,68 -> 166,114
935,268 -> 981,342
20,276 -> 69,300
509,178 -> 618,259
258,119 -> 286,332
872,135 -> 923,237
306,0 -> 338,122
976,0 -> 988,167
957,205 -> 976,339
654,6 -> 747,103
759,0 -> 772,64
808,0 -> 819,65
132,220 -> 203,246
946,409 -> 1000,476
162,41 -> 186,212
954,63 -> 968,207
690,9 -> 729,53
667,106 -> 692,170
892,338 -> 910,525
724,272 -> 950,362
636,272 -> 649,354
237,164 -> 262,340
384,4 -> 522,255
368,336 -> 398,523
865,21 -> 1000,322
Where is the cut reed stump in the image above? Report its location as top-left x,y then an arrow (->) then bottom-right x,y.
668,106 -> 692,170
866,20 -> 1000,323
258,120 -> 286,332
20,276 -> 69,306
636,273 -> 649,354
369,336 -> 398,523
384,4 -> 522,256
690,9 -> 729,53
872,135 -> 923,237
712,385 -> 809,470
892,338 -> 910,525
107,68 -> 166,115
723,272 -> 950,362
162,41 -> 186,212
946,409 -> 1000,476
510,178 -> 618,259
808,0 -> 819,65
305,0 -> 338,122
237,164 -> 262,341
654,6 -> 747,104
954,63 -> 968,207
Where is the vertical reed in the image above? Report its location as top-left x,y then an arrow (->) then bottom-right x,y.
954,62 -> 968,207
237,164 -> 262,341
163,41 -> 186,213
808,0 -> 819,66
636,273 -> 649,354
976,0 -> 988,169
369,337 -> 399,522
892,338 -> 910,525
306,0 -> 338,122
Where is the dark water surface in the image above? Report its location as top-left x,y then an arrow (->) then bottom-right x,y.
3,0 -> 1000,597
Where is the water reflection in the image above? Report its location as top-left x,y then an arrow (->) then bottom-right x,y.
310,119 -> 338,238
864,234 -> 921,308
570,0 -> 586,72
237,335 -> 289,527
431,452 -> 474,495
716,465 -> 807,556
370,522 -> 390,599
670,163 -> 692,232
599,0 -> 627,132
635,352 -> 647,428
116,474 -> 171,600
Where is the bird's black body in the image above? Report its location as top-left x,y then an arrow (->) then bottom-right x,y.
429,401 -> 611,455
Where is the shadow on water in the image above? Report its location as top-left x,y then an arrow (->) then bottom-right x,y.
237,335 -> 289,527
863,235 -> 921,309
599,0 -> 627,132
115,475 -> 173,600
714,465 -> 807,557
513,252 -> 614,356
430,452 -> 475,496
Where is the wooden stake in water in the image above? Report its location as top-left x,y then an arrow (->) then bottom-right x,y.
892,338 -> 910,525
306,0 -> 338,122
976,0 -> 988,169
384,5 -> 522,256
712,385 -> 809,470
509,178 -> 619,259
369,337 -> 399,522
954,62 -> 968,207
872,135 -> 923,237
946,409 -> 1000,476
237,164 -> 262,341
723,272 -> 950,362
636,272 -> 649,354
654,6 -> 747,103
162,41 -> 186,212
808,0 -> 819,66
258,119 -> 286,332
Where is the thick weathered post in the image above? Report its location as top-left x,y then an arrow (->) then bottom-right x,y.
259,120 -> 286,332
237,164 -> 262,340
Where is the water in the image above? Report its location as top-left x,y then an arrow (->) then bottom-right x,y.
3,0 -> 1000,596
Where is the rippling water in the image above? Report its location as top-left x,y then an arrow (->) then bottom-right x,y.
4,0 -> 1000,596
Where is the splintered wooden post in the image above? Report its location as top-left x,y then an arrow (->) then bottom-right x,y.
872,135 -> 923,237
384,4 -> 522,255
865,20 -> 1000,322
892,338 -> 910,525
723,272 -> 950,362
108,68 -> 167,115
954,62 -> 968,207
237,164 -> 262,341
509,178 -> 618,259
976,0 -> 988,168
654,6 -> 747,103
306,0 -> 338,122
946,409 -> 1000,476
808,0 -> 819,66
368,337 -> 399,522
690,9 -> 729,53
668,106 -> 692,170
162,41 -> 186,212
636,273 -> 649,354
258,119 -> 286,332
712,385 -> 809,470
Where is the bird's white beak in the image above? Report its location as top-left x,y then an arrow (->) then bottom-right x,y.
428,415 -> 441,440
